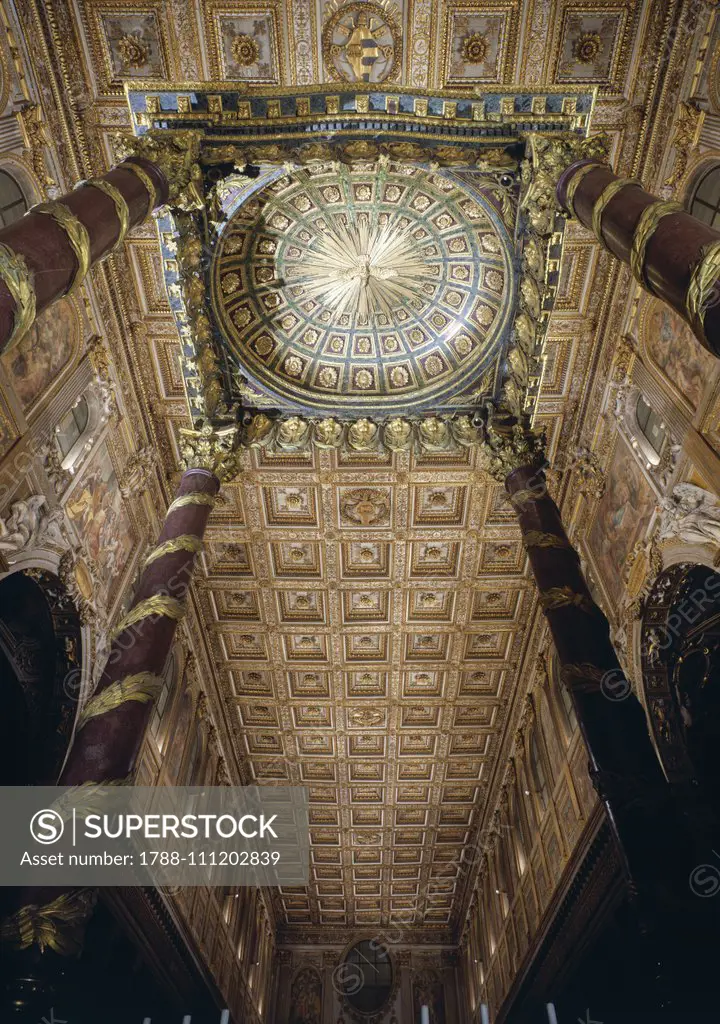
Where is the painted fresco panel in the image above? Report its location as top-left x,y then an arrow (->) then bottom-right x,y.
64,441 -> 134,602
1,298 -> 79,413
643,301 -> 716,411
588,438 -> 656,606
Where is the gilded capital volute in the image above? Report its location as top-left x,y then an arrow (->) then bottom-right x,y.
179,424 -> 240,482
115,129 -> 204,209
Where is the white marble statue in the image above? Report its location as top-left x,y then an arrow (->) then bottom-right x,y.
658,484 -> 720,547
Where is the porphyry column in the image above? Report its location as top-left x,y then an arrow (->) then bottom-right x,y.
478,418 -> 683,897
523,134 -> 720,357
0,426 -> 237,962
0,129 -> 202,356
558,160 -> 720,356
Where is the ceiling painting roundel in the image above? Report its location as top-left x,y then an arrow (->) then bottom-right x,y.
211,163 -> 515,416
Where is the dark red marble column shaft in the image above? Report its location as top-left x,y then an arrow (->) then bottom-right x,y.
59,467 -> 218,786
0,468 -> 218,948
505,464 -> 678,889
0,157 -> 168,356
557,161 -> 720,357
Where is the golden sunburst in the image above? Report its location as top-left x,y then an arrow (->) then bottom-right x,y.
286,213 -> 435,319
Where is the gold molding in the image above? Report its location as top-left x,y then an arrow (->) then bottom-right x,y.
686,239 -> 720,349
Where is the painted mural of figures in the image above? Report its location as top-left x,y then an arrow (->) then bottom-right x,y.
588,439 -> 656,605
644,301 -> 715,411
658,483 -> 720,547
64,441 -> 133,600
0,297 -> 78,411
289,966 -> 322,1024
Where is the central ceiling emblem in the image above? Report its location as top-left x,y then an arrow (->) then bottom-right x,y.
322,0 -> 400,83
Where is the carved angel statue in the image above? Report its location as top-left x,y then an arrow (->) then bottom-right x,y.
0,495 -> 48,553
658,484 -> 720,547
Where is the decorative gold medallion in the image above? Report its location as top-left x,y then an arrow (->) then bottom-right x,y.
322,0 -> 400,83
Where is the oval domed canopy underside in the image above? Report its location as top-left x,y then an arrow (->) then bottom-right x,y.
211,163 -> 515,416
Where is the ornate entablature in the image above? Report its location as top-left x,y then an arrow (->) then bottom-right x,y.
124,83 -> 596,452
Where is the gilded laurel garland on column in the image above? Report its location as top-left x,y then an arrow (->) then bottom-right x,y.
560,663 -> 609,692
75,672 -> 163,730
630,200 -> 683,289
0,241 -> 36,350
564,162 -> 603,217
539,586 -> 595,614
591,178 -> 643,250
167,490 -> 217,514
79,178 -> 130,251
521,530 -> 574,551
111,594 -> 186,639
31,201 -> 91,291
0,889 -> 97,954
118,160 -> 158,211
144,534 -> 205,566
508,487 -> 544,507
686,240 -> 720,347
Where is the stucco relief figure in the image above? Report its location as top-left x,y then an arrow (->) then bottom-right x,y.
0,495 -> 67,558
658,484 -> 720,547
0,495 -> 49,553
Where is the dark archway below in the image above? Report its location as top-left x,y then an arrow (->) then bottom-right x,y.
641,563 -> 720,814
0,569 -> 83,787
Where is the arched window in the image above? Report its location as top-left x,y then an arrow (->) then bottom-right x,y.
549,653 -> 577,742
689,164 -> 720,228
150,650 -> 177,752
529,727 -> 550,812
55,397 -> 89,458
0,170 -> 27,227
507,784 -> 528,876
517,761 -> 538,844
617,386 -> 669,468
635,393 -> 667,457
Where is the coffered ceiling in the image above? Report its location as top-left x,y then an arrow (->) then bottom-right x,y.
197,438 -> 535,940
20,0 -> 691,944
